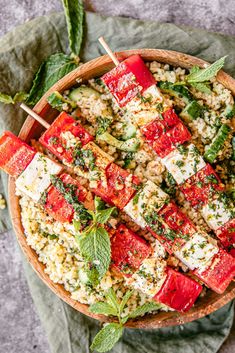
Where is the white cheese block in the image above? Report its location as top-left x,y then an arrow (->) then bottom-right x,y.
127,257 -> 167,297
201,198 -> 232,230
16,153 -> 62,202
174,232 -> 218,271
162,144 -> 206,185
123,180 -> 169,228
125,84 -> 165,126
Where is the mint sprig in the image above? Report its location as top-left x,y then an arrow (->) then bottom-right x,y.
75,196 -> 115,284
176,56 -> 227,95
186,56 -> 227,83
90,288 -> 161,352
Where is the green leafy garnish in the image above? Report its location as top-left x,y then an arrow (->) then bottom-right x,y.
62,0 -> 84,56
90,323 -> 124,353
47,91 -> 77,111
90,289 -> 161,352
75,196 -> 115,284
26,53 -> 78,106
186,56 -> 227,83
0,1 -> 85,106
189,82 -> 212,94
96,116 -> 112,136
0,92 -> 28,104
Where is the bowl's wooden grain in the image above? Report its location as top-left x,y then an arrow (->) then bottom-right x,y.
8,49 -> 235,328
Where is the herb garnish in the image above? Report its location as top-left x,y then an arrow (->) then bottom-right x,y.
90,288 -> 161,352
74,196 -> 116,285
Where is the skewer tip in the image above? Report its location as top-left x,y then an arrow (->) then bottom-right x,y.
98,37 -> 119,67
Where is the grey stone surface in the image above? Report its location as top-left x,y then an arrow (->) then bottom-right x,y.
0,1 -> 235,353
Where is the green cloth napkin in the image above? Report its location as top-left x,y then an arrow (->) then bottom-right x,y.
0,11 -> 234,353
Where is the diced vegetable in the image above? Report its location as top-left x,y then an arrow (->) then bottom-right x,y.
91,163 -> 140,209
69,86 -> 101,101
215,218 -> 235,257
15,153 -> 62,202
102,54 -> 156,107
111,224 -> 151,276
153,267 -> 202,312
180,100 -> 205,121
158,81 -> 193,104
121,124 -> 137,140
0,131 -> 36,177
193,249 -> 235,294
162,144 -> 206,185
224,104 -> 235,119
180,164 -> 224,208
39,112 -> 93,164
44,173 -> 88,223
232,136 -> 235,161
204,124 -> 231,163
47,91 -> 77,111
97,132 -> 140,152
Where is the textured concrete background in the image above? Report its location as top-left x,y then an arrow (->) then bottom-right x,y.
0,1 -> 235,352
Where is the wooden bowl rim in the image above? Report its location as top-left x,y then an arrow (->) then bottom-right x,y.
8,48 -> 235,329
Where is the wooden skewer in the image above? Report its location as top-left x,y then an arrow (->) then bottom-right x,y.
98,37 -> 119,67
20,103 -> 50,129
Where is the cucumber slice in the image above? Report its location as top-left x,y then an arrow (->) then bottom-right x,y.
204,124 -> 231,163
97,132 -> 140,152
180,100 -> 205,121
69,86 -> 101,101
158,81 -> 193,104
122,124 -> 137,140
232,136 -> 235,161
224,104 -> 235,119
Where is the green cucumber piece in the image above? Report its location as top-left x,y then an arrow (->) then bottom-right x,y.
180,100 -> 205,121
204,124 -> 231,163
224,104 -> 235,119
158,81 -> 193,104
47,91 -> 77,111
97,132 -> 140,152
122,124 -> 137,140
69,86 -> 101,101
232,136 -> 235,160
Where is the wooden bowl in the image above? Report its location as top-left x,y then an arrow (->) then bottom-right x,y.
8,49 -> 235,328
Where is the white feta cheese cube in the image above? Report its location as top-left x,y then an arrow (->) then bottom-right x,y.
16,153 -> 62,202
126,84 -> 164,126
162,144 -> 206,185
126,257 -> 167,297
124,180 -> 169,228
174,232 -> 219,271
201,198 -> 232,230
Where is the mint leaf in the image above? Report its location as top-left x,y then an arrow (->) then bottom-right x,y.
119,290 -> 133,315
94,196 -> 106,211
96,207 -> 116,224
26,53 -> 77,106
73,219 -> 81,233
128,302 -> 162,319
62,0 -> 84,56
90,302 -> 118,316
90,323 -> 123,353
47,91 -> 76,111
0,92 -> 28,104
190,82 -> 212,94
79,227 -> 111,279
0,93 -> 14,104
186,56 -> 227,83
105,288 -> 120,312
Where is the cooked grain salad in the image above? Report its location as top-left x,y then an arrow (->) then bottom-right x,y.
17,60 -> 234,314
